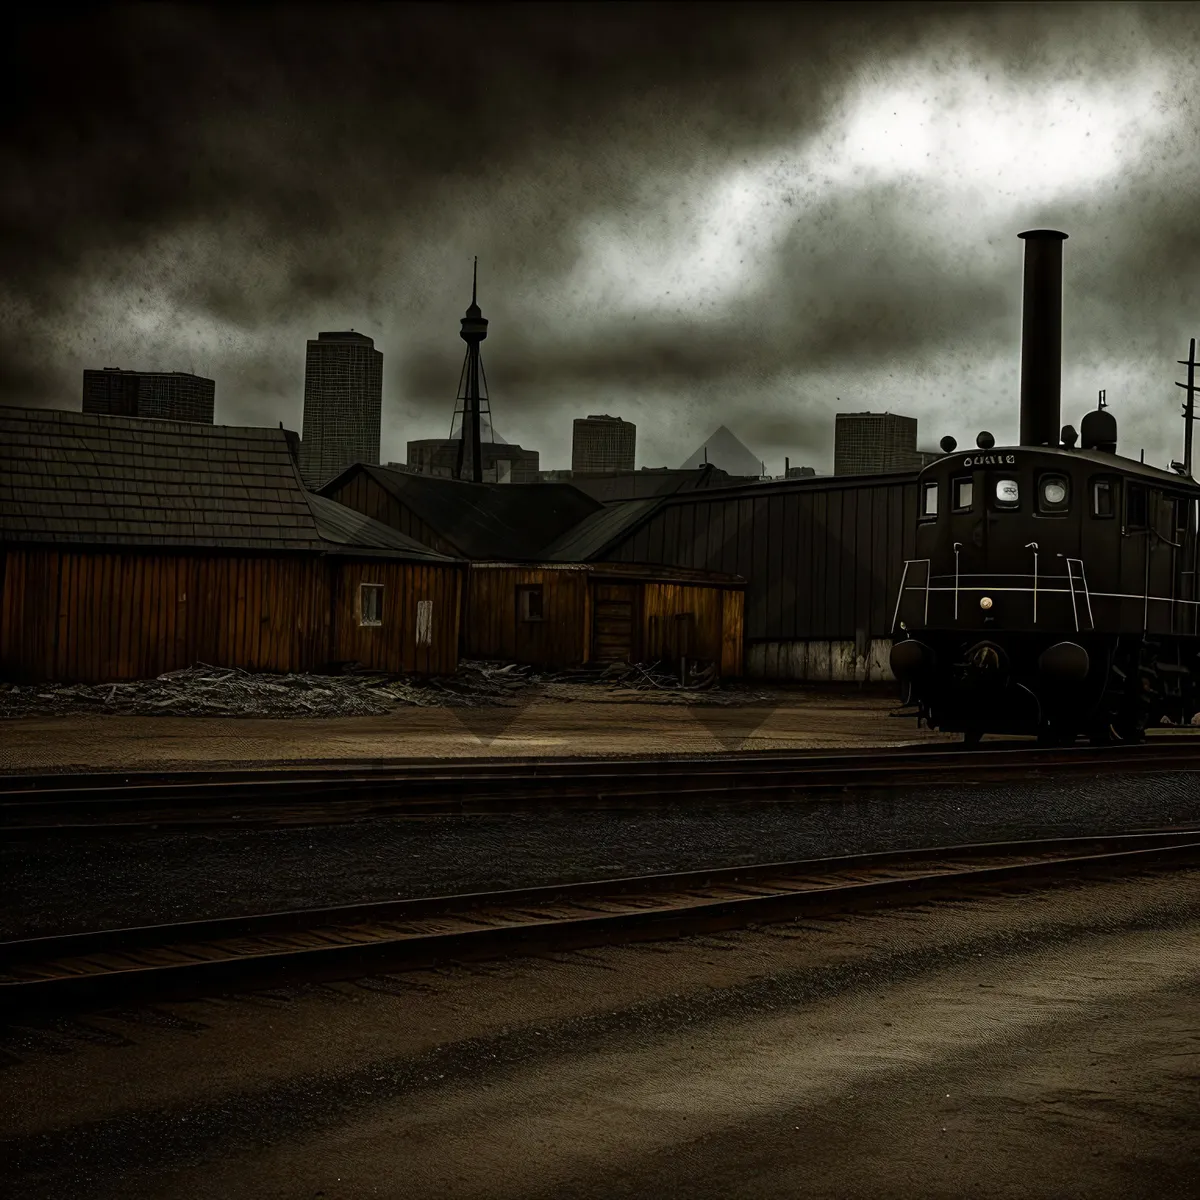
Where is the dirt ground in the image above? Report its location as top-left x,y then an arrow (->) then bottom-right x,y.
0,687 -> 953,773
5,869 -> 1200,1198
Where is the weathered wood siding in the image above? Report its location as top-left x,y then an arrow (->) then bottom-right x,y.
331,560 -> 460,675
463,566 -> 587,668
0,548 -> 461,683
462,564 -> 745,675
324,472 -> 458,556
640,582 -> 724,666
721,589 -> 745,677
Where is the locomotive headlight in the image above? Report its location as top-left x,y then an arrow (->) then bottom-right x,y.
980,596 -> 994,611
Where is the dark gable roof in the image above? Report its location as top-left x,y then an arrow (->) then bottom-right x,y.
539,498 -> 664,562
326,464 -> 603,559
0,405 -> 457,562
305,492 -> 452,561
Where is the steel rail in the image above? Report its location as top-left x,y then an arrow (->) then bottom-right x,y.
4,829 -> 1200,1016
4,739 -> 1200,833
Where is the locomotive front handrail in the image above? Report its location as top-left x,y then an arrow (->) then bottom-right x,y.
1025,542 -> 1039,623
953,543 -> 962,619
1057,555 -> 1094,632
892,558 -> 931,632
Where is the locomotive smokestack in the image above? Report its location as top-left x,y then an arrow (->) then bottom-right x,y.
1017,230 -> 1068,447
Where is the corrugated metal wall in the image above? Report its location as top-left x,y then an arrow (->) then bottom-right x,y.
0,548 -> 462,683
600,475 -> 918,644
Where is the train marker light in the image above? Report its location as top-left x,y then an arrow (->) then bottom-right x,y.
980,596 -> 994,610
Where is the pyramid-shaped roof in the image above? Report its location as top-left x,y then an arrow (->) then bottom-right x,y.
679,425 -> 765,477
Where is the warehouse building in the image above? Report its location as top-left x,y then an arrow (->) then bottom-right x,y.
322,462 -> 746,676
0,407 -> 463,683
544,472 -> 921,682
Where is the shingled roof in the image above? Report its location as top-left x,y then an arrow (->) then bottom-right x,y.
0,405 -> 456,562
321,463 -> 603,560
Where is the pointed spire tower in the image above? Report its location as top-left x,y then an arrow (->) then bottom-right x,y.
451,257 -> 494,483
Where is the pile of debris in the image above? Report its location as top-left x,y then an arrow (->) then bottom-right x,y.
0,658 -> 773,719
0,665 -> 446,719
590,660 -> 775,705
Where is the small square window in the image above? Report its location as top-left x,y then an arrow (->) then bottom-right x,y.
1092,478 -> 1115,518
518,585 -> 544,622
358,583 -> 383,627
953,478 -> 973,511
921,481 -> 939,517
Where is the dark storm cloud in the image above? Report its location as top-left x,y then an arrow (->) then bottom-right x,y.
398,182 -> 1013,403
2,1 -> 1199,439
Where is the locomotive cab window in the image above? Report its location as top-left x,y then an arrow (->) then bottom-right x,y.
993,478 -> 1019,509
921,480 -> 939,518
1092,478 -> 1115,518
1037,474 -> 1069,515
1125,483 -> 1148,528
1176,496 -> 1195,534
952,478 -> 973,511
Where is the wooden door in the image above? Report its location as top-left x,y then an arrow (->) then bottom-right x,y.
591,583 -> 638,664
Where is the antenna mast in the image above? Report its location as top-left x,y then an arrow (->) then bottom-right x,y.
1176,338 -> 1198,478
452,257 -> 492,483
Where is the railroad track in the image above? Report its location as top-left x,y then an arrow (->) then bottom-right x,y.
5,828 -> 1200,1017
4,738 -> 1200,833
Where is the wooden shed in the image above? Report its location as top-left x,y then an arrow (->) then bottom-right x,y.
463,562 -> 745,676
0,406 -> 464,683
320,462 -> 745,676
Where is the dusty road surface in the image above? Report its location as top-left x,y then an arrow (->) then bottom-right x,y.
0,688 -> 952,773
5,869 -> 1200,1198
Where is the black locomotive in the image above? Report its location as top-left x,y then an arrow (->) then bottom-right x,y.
891,230 -> 1200,745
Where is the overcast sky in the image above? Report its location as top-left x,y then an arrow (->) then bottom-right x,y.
3,2 -> 1199,473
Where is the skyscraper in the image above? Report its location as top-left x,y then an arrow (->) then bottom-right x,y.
833,412 -> 924,475
571,414 -> 636,473
82,368 -> 215,424
298,331 -> 383,489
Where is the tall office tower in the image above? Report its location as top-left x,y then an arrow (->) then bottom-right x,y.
82,368 -> 215,424
833,411 -> 924,475
571,414 -> 636,473
298,331 -> 383,488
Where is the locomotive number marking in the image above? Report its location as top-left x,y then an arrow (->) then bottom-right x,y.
962,454 -> 1017,466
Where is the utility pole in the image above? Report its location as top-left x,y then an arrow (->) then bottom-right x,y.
1177,338 -> 1198,478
